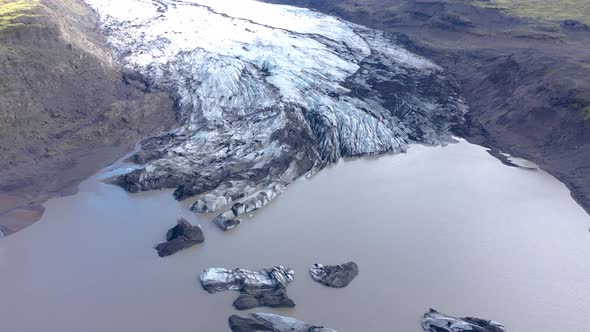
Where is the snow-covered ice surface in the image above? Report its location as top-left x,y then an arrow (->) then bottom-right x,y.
84,0 -> 467,226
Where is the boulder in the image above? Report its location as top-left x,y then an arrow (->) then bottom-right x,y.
309,262 -> 359,288
154,217 -> 204,257
422,309 -> 506,332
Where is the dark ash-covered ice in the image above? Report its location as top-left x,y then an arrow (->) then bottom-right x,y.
229,313 -> 338,332
309,262 -> 359,288
154,217 -> 204,257
200,266 -> 295,310
422,309 -> 506,332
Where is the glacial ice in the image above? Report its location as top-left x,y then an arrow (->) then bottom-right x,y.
229,313 -> 338,332
85,0 -> 467,227
422,309 -> 506,332
200,266 -> 294,293
200,266 -> 296,309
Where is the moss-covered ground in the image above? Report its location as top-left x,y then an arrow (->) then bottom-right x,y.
0,0 -> 39,31
474,0 -> 590,25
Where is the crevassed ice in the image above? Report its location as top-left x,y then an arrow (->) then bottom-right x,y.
84,0 -> 467,229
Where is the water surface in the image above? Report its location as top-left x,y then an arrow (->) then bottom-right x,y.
1,140 -> 589,331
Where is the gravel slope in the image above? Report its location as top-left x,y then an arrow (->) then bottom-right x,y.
0,0 -> 176,235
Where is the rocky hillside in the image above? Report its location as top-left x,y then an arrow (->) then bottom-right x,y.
264,0 -> 590,214
0,0 -> 175,235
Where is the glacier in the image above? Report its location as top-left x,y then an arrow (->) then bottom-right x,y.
84,0 -> 467,228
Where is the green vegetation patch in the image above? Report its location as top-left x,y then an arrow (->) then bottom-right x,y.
333,1 -> 400,15
474,0 -> 590,25
0,0 -> 40,31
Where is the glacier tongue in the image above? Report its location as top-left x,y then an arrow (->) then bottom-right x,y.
85,0 -> 467,227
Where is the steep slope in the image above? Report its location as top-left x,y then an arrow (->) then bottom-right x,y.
264,0 -> 590,214
0,0 -> 175,235
84,0 -> 467,227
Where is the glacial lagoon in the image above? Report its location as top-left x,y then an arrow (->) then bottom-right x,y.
1,139 -> 589,331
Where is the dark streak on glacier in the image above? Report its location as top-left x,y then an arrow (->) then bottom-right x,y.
85,0 -> 467,229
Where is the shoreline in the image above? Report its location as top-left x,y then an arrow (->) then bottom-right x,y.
0,144 -> 167,236
462,133 -> 590,216
2,135 -> 589,238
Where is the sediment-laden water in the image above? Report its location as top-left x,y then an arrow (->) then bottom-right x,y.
0,140 -> 589,331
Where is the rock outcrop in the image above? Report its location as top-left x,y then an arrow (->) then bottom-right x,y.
85,0 -> 466,227
155,217 -> 204,257
309,262 -> 359,288
229,313 -> 337,332
200,266 -> 295,310
422,309 -> 506,332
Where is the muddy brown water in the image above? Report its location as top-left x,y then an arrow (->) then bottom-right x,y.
1,139 -> 589,331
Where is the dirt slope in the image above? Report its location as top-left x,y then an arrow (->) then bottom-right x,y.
0,0 -> 176,235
